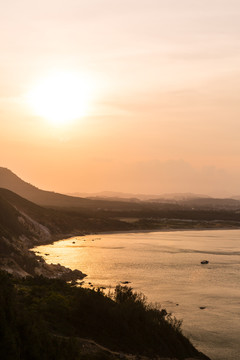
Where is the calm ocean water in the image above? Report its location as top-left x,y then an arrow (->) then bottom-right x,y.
35,229 -> 240,360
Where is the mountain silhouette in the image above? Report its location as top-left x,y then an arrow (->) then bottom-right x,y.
0,167 -> 90,207
0,167 -> 153,211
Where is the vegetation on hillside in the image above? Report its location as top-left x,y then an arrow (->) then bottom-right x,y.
0,271 -> 209,360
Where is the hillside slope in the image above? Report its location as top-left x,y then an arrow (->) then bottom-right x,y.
0,167 -> 144,210
0,273 -> 210,360
0,167 -> 93,207
0,189 -> 88,278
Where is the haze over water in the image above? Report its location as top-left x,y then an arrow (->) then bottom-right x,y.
35,229 -> 240,360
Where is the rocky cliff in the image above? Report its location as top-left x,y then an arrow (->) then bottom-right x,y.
0,188 -> 85,279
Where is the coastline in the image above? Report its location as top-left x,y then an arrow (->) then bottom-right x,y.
46,225 -> 240,245
32,225 -> 240,285
97,226 -> 240,235
29,224 -> 240,287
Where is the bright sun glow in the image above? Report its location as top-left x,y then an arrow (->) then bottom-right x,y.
27,72 -> 93,126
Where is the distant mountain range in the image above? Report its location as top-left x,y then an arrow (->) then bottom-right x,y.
1,166 -> 240,211
69,190 -> 240,208
69,190 -> 211,202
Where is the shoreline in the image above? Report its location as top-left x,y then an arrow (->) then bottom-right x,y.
32,225 -> 240,282
45,225 -> 240,245
97,226 -> 240,235
30,225 -> 240,283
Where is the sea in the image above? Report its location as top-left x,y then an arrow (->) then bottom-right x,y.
34,229 -> 240,360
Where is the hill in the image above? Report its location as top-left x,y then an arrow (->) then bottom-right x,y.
0,167 -> 95,207
0,168 -> 147,210
0,188 -> 50,244
0,273 -> 210,360
2,167 -> 240,213
0,189 -> 53,277
0,187 -> 137,235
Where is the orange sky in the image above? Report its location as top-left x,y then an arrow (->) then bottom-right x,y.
1,0 -> 240,196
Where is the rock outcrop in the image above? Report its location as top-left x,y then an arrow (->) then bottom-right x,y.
0,189 -> 86,280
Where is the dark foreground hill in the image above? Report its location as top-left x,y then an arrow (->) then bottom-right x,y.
0,272 -> 210,360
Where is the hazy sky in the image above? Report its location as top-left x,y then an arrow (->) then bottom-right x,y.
1,0 -> 240,196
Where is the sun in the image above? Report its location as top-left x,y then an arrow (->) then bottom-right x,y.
27,72 -> 93,126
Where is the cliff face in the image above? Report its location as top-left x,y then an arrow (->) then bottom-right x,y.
0,189 -> 85,279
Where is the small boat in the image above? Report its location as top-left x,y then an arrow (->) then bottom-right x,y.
201,260 -> 209,264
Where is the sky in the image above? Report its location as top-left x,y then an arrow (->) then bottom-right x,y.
1,0 -> 240,196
